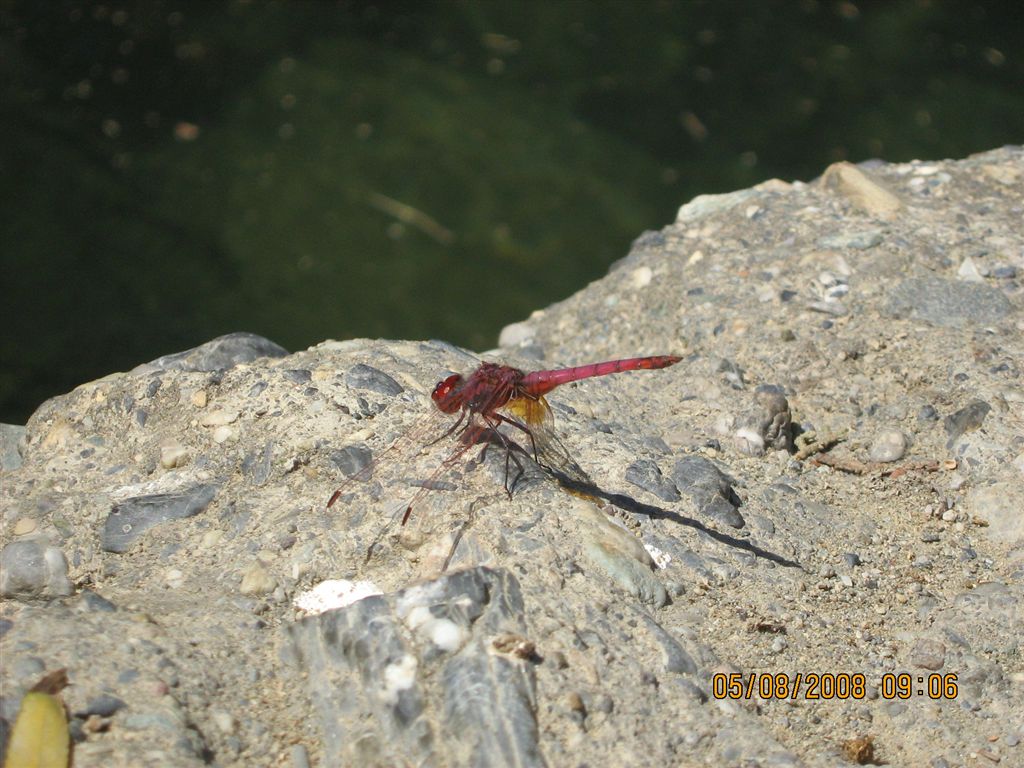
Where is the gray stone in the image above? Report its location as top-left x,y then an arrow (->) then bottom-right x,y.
330,445 -> 373,478
241,442 -> 274,485
944,400 -> 991,448
624,458 -> 680,502
818,229 -> 884,249
1,424 -> 26,470
288,567 -> 544,768
345,364 -> 404,396
0,541 -> 74,598
885,276 -> 1012,327
671,455 -> 745,528
76,694 -> 127,718
734,387 -> 791,456
909,638 -> 946,670
132,332 -> 288,374
102,484 -> 219,553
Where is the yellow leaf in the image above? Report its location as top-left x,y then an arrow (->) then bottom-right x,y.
4,671 -> 70,768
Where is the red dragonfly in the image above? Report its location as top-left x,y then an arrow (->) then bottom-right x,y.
327,355 -> 682,522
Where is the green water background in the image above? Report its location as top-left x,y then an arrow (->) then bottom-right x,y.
2,1 -> 1022,423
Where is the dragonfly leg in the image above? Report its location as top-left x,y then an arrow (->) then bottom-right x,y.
481,415 -> 527,497
503,443 -> 526,497
426,409 -> 468,446
491,413 -> 540,463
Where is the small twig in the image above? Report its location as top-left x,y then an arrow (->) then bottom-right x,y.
793,431 -> 846,461
811,453 -> 950,477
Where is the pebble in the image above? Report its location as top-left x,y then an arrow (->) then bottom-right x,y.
630,265 -> 653,288
133,332 -> 288,374
200,409 -> 239,427
957,256 -> 985,282
944,400 -> 991,447
733,388 -> 791,456
330,445 -> 373,477
910,639 -> 946,670
671,456 -> 745,528
821,162 -> 903,217
242,442 -> 274,485
240,562 -> 277,595
191,390 -> 208,408
344,363 -> 403,396
0,424 -> 26,470
497,321 -> 536,348
12,517 -> 38,536
211,709 -> 236,734
76,590 -> 117,612
807,299 -> 848,316
0,541 -> 74,598
818,229 -> 884,250
212,426 -> 233,443
159,441 -> 189,469
991,265 -> 1017,279
101,484 -> 218,553
868,428 -> 908,462
76,694 -> 127,718
624,459 -> 681,502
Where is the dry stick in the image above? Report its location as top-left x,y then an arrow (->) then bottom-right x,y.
811,451 -> 947,477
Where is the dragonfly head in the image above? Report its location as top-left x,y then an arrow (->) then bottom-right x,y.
431,373 -> 464,413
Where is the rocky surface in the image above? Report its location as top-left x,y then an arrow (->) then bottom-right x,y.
2,147 -> 1023,767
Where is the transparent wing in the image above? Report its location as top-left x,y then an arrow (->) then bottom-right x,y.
502,395 -> 592,486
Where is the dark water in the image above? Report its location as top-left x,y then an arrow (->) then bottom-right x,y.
2,1 -> 1022,422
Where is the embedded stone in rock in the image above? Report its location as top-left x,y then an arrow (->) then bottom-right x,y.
345,364 -> 404,396
868,428 -> 909,463
575,501 -> 668,608
885,276 -> 1012,328
624,459 -> 681,502
330,445 -> 373,477
909,638 -> 946,671
241,442 -> 274,485
131,332 -> 288,374
75,694 -> 128,718
0,541 -> 74,598
671,456 -> 745,528
102,484 -> 219,553
817,229 -> 884,250
944,400 -> 991,448
288,567 -> 543,768
676,188 -> 758,223
820,161 -> 903,218
1,424 -> 26,470
734,387 -> 791,457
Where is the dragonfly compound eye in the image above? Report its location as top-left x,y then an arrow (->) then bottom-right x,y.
431,374 -> 464,413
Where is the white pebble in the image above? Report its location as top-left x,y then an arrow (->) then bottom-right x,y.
293,579 -> 382,615
868,429 -> 908,463
630,266 -> 653,288
159,442 -> 189,469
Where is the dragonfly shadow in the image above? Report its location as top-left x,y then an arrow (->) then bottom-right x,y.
546,470 -> 803,571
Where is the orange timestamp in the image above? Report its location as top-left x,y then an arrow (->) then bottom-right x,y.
711,672 -> 958,701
